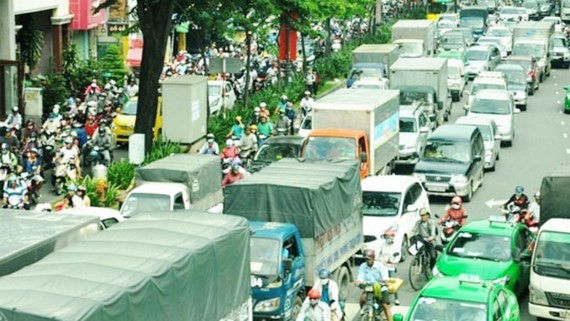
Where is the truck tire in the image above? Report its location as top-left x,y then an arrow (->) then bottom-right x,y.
335,266 -> 351,301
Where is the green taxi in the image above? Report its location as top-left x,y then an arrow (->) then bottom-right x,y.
432,216 -> 533,296
437,51 -> 469,67
393,275 -> 520,321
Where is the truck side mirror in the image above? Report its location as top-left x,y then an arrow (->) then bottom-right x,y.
283,258 -> 293,274
360,152 -> 368,163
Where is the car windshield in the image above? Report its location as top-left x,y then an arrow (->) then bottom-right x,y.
400,91 -> 433,105
501,7 -> 519,14
422,141 -> 471,163
410,297 -> 487,321
499,70 -> 527,85
448,231 -> 512,261
255,143 -> 300,161
208,84 -> 221,97
475,125 -> 492,141
460,18 -> 484,28
479,40 -> 501,49
400,117 -> 417,133
448,66 -> 461,78
552,37 -> 567,48
513,43 -> 545,58
471,98 -> 511,115
533,231 -> 570,280
363,191 -> 401,217
523,1 -> 538,8
122,100 -> 138,115
471,83 -> 505,96
399,43 -> 424,57
250,238 -> 281,277
443,34 -> 465,46
465,49 -> 489,61
564,0 -> 570,7
488,29 -> 510,37
516,8 -> 527,14
440,15 -> 457,22
304,137 -> 356,161
121,193 -> 171,217
504,60 -> 531,72
439,21 -> 456,29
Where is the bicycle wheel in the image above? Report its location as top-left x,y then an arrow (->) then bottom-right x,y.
408,255 -> 429,291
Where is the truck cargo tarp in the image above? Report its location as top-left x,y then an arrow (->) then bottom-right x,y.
135,154 -> 222,204
0,212 -> 250,321
541,163 -> 570,224
0,211 -> 99,277
224,159 -> 362,237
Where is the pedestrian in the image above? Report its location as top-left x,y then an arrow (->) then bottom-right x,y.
305,68 -> 317,94
300,91 -> 314,117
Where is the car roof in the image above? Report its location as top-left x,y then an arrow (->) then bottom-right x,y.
475,89 -> 510,100
540,218 -> 570,233
59,207 -> 124,222
399,104 -> 424,116
467,45 -> 492,52
506,56 -> 534,62
461,219 -> 519,236
262,135 -> 305,146
361,175 -> 418,192
456,116 -> 496,127
419,276 -> 494,303
496,64 -> 525,72
429,124 -> 479,141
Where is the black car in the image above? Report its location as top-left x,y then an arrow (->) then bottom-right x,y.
249,136 -> 305,173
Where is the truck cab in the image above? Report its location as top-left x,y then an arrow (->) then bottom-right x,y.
303,128 -> 370,179
119,182 -> 190,217
394,39 -> 426,58
396,85 -> 444,128
250,221 -> 306,321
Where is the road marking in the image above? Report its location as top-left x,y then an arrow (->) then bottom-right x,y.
555,83 -> 558,87
556,91 -> 560,95
558,101 -> 562,105
345,303 -> 410,320
562,121 -> 566,125
566,149 -> 570,155
485,198 -> 508,208
564,133 -> 568,139
554,75 -> 557,79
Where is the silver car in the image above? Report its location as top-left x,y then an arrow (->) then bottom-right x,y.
396,105 -> 431,165
455,116 -> 501,171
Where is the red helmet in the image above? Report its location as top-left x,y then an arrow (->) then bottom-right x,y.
307,289 -> 321,299
451,195 -> 463,206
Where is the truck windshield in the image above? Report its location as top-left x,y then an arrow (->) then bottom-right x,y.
523,1 -> 538,9
120,193 -> 171,217
471,98 -> 511,115
400,91 -> 433,106
122,100 -> 138,115
399,43 -> 424,57
410,297 -> 487,321
533,231 -> 570,280
442,34 -> 464,46
512,43 -> 545,58
500,7 -> 519,14
250,237 -> 281,277
400,117 -> 417,133
460,18 -> 484,29
304,137 -> 356,161
422,141 -> 471,163
488,29 -> 511,37
448,231 -> 512,261
448,66 -> 461,78
255,144 -> 300,161
552,37 -> 567,49
363,191 -> 401,216
471,83 -> 505,96
350,67 -> 384,80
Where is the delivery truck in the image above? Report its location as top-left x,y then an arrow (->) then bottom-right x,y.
0,211 -> 100,277
391,20 -> 437,57
301,88 -> 400,178
120,153 -> 223,217
0,211 -> 252,321
539,162 -> 570,225
224,159 -> 363,321
390,57 -> 452,128
512,21 -> 554,82
348,44 -> 400,87
459,6 -> 489,39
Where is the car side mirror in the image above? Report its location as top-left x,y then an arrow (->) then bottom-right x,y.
393,314 -> 404,321
420,126 -> 430,134
514,108 -> 521,114
406,204 -> 417,212
474,155 -> 482,162
360,152 -> 368,163
435,244 -> 445,252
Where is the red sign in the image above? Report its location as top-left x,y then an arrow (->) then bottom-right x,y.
278,12 -> 298,62
70,0 -> 107,30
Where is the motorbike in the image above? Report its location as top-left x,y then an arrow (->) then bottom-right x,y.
440,217 -> 467,244
53,159 -> 78,195
2,190 -> 26,210
19,172 -> 40,205
0,164 -> 11,195
357,282 -> 387,321
221,156 -> 241,174
501,203 -> 522,223
42,144 -> 56,170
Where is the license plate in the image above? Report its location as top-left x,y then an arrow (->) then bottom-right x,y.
427,185 -> 446,192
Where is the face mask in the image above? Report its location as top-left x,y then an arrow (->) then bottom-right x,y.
451,204 -> 460,210
28,125 -> 33,129
515,193 -> 522,198
320,278 -> 329,285
254,112 -> 259,116
207,139 -> 214,143
385,237 -> 394,244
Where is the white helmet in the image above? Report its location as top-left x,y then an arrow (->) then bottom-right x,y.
225,139 -> 234,146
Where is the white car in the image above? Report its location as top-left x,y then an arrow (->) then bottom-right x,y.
396,104 -> 431,165
478,36 -> 508,58
467,89 -> 520,146
487,26 -> 513,53
499,6 -> 525,21
208,80 -> 236,115
455,116 -> 501,171
542,16 -> 566,33
361,175 -> 431,262
59,207 -> 125,230
464,71 -> 507,110
297,114 -> 312,137
447,59 -> 467,102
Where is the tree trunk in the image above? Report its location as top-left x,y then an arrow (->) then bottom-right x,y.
243,31 -> 252,110
301,34 -> 307,74
325,17 -> 332,56
135,0 -> 174,153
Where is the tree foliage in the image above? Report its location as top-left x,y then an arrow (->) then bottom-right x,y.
100,44 -> 128,87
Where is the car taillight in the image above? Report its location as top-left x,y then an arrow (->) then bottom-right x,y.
527,70 -> 535,80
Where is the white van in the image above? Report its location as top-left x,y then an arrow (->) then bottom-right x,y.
529,218 -> 570,321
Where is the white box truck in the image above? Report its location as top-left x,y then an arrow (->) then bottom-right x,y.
391,20 -> 437,57
512,21 -> 554,82
390,57 -> 452,127
348,44 -> 400,87
302,88 -> 400,178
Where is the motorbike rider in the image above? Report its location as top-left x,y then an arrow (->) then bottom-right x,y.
5,127 -> 20,150
378,226 -> 401,306
3,174 -> 29,209
355,249 -> 393,321
23,148 -> 44,199
22,132 -> 42,156
296,289 -> 331,321
520,209 -> 539,230
306,268 -> 343,321
72,120 -> 88,149
238,126 -> 258,159
226,116 -> 244,139
5,106 -> 22,133
84,114 -> 99,138
259,102 -> 270,118
22,119 -> 39,143
0,143 -> 18,171
503,185 -> 530,210
55,136 -> 81,178
257,115 -> 273,138
72,185 -> 91,208
221,138 -> 239,160
412,208 -> 437,268
300,91 -> 314,117
275,110 -> 292,136
42,113 -> 61,134
199,133 -> 220,155
222,163 -> 244,188
529,191 -> 541,223
438,195 -> 467,226
91,119 -> 113,166
248,107 -> 262,128
275,95 -> 288,114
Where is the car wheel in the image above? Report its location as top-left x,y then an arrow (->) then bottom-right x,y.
496,151 -> 500,161
464,182 -> 473,202
539,72 -> 544,83
400,236 -> 409,262
490,159 -> 496,172
529,86 -> 535,95
536,80 -> 540,91
522,104 -> 527,111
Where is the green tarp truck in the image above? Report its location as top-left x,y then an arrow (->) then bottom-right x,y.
0,211 -> 252,321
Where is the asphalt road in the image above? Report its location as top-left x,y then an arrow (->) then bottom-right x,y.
344,65 -> 570,321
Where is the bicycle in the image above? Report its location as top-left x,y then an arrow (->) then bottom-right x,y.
407,235 -> 433,291
356,282 -> 387,321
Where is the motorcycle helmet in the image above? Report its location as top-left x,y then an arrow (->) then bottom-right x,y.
260,102 -> 267,108
318,268 -> 331,279
77,185 -> 86,192
29,148 -> 39,155
515,185 -> 524,197
419,208 -> 431,217
534,191 -> 541,200
12,106 -> 18,113
225,139 -> 234,147
67,184 -> 77,192
206,133 -> 215,143
307,289 -> 321,300
281,95 -> 288,100
64,136 -> 73,144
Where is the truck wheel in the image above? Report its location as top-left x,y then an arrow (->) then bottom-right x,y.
335,266 -> 351,301
290,296 -> 303,321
